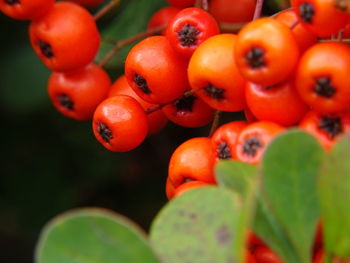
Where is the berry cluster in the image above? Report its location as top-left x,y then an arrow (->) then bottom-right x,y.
2,0 -> 350,262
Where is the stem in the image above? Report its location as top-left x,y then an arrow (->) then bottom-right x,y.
334,0 -> 350,12
290,20 -> 299,29
253,0 -> 264,20
94,0 -> 120,21
195,0 -> 209,10
220,22 -> 246,32
98,25 -> 165,67
209,111 -> 221,137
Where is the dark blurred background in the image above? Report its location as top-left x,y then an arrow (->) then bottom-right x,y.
0,0 -> 279,262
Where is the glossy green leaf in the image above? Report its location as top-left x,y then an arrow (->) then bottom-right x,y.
261,129 -> 324,263
319,134 -> 350,259
150,187 -> 243,263
35,208 -> 161,263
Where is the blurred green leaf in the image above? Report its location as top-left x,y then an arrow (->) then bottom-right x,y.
150,187 -> 242,263
97,0 -> 167,71
319,134 -> 350,259
261,129 -> 324,263
35,208 -> 161,263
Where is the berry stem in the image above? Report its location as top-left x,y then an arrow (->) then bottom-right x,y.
334,0 -> 350,12
94,0 -> 121,21
219,22 -> 246,32
253,0 -> 264,20
195,0 -> 209,11
209,111 -> 221,137
98,25 -> 165,67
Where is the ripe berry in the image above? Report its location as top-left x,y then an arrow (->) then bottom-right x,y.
236,121 -> 285,164
245,79 -> 308,126
108,75 -> 168,135
188,34 -> 246,112
92,96 -> 148,152
166,0 -> 195,8
48,63 -> 111,121
211,121 -> 247,162
125,36 -> 189,104
296,42 -> 350,113
0,0 -> 54,20
165,7 -> 220,57
167,137 -> 215,199
209,0 -> 255,23
235,18 -> 299,86
29,2 -> 100,72
299,110 -> 350,150
69,0 -> 105,7
161,94 -> 214,128
254,246 -> 284,263
291,0 -> 348,37
147,6 -> 181,36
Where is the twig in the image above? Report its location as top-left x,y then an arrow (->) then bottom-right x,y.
209,111 -> 221,137
220,22 -> 246,32
94,0 -> 120,21
253,0 -> 264,20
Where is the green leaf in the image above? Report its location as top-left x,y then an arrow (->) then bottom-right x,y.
150,187 -> 243,263
35,208 -> 161,263
261,129 -> 324,263
319,134 -> 350,259
97,0 -> 166,70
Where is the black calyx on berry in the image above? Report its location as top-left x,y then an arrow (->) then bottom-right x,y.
134,73 -> 151,94
177,24 -> 200,47
314,77 -> 336,98
242,136 -> 263,157
318,115 -> 342,139
245,47 -> 265,69
174,95 -> 197,113
58,94 -> 74,110
97,121 -> 113,143
5,0 -> 20,5
38,40 -> 54,58
299,2 -> 315,23
217,141 -> 232,160
204,84 -> 225,100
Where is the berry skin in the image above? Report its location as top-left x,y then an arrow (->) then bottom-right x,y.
209,0 -> 255,23
147,6 -> 181,36
211,121 -> 247,162
245,79 -> 308,126
161,94 -> 214,128
254,246 -> 284,263
274,9 -> 317,52
236,121 -> 285,164
291,0 -> 348,37
29,2 -> 100,72
314,250 -> 350,263
48,63 -> 111,121
69,0 -> 105,7
125,36 -> 189,104
166,0 -> 195,8
188,34 -> 246,112
108,75 -> 168,136
165,7 -> 220,57
295,42 -> 350,113
0,0 -> 54,20
92,96 -> 149,152
235,17 -> 299,86
172,180 -> 209,199
299,110 -> 350,150
167,137 -> 216,199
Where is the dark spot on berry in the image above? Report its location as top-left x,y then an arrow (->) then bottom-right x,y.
319,115 -> 342,139
217,141 -> 232,160
174,95 -> 197,113
97,121 -> 113,143
204,84 -> 225,100
299,2 -> 315,23
245,47 -> 265,69
5,0 -> 20,5
58,94 -> 74,110
134,73 -> 151,94
242,135 -> 263,157
38,40 -> 54,58
177,24 -> 200,47
314,77 -> 336,98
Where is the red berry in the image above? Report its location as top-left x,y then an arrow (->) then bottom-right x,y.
69,0 -> 105,7
0,0 -> 54,20
29,2 -> 100,72
48,63 -> 111,121
166,0 -> 195,8
147,6 -> 181,35
209,0 -> 255,23
254,246 -> 284,263
172,180 -> 209,199
92,96 -> 149,152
